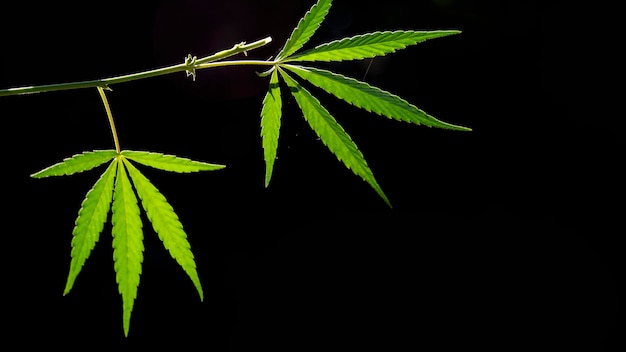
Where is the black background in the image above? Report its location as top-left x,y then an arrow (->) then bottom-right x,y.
1,1 -> 622,350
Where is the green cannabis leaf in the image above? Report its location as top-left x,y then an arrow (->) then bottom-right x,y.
120,150 -> 224,172
260,0 -> 470,205
275,0 -> 332,61
63,158 -> 118,295
31,150 -> 118,178
112,158 -> 144,337
16,0 -> 471,337
122,158 -> 204,302
32,150 -> 225,336
283,65 -> 470,130
260,69 -> 283,187
284,30 -> 461,62
279,67 -> 391,206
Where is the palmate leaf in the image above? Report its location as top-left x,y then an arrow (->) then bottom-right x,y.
275,0 -> 333,61
284,30 -> 461,62
64,159 -> 118,295
284,64 -> 471,131
122,158 -> 204,301
35,149 -> 221,336
260,69 -> 283,187
278,67 -> 390,206
121,150 -> 225,172
31,150 -> 117,178
112,159 -> 144,337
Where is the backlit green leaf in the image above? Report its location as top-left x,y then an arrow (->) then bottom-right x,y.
64,159 -> 118,295
123,158 -> 204,301
260,69 -> 283,187
276,0 -> 333,61
112,160 -> 144,337
31,150 -> 117,178
284,65 -> 471,131
278,68 -> 390,206
121,150 -> 225,172
285,30 -> 461,62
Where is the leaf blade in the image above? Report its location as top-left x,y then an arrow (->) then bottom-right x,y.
284,65 -> 471,131
31,150 -> 117,178
121,150 -> 225,173
278,68 -> 390,206
276,0 -> 333,61
260,69 -> 283,187
64,159 -> 118,295
111,159 -> 144,337
123,158 -> 204,301
285,30 -> 461,62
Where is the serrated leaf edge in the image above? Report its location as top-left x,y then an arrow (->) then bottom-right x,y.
284,30 -> 461,63
121,150 -> 225,173
31,150 -> 117,178
276,0 -> 333,61
277,67 -> 391,206
122,157 -> 204,301
283,64 -> 471,131
64,159 -> 118,295
260,69 -> 283,187
111,158 -> 144,337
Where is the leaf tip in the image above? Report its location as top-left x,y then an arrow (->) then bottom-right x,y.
453,124 -> 472,132
379,191 -> 392,208
123,307 -> 132,337
63,276 -> 76,296
196,284 -> 204,302
264,167 -> 274,188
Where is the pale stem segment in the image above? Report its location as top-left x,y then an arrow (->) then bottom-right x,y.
97,87 -> 121,154
0,37 -> 273,97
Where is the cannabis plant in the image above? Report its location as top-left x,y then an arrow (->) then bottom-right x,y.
0,0 -> 470,336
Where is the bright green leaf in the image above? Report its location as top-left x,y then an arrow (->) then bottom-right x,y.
284,65 -> 471,131
64,159 -> 118,295
284,30 -> 461,62
278,67 -> 390,207
111,161 -> 144,337
31,150 -> 117,178
261,69 -> 283,187
122,158 -> 204,301
276,0 -> 333,61
121,150 -> 225,172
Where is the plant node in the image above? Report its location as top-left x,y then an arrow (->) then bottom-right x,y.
184,54 -> 198,81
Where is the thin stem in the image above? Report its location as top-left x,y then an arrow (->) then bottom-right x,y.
194,60 -> 277,69
194,38 -> 273,64
0,37 -> 272,97
97,87 -> 121,154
